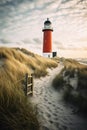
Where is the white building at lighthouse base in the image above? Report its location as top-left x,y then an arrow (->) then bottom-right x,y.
43,52 -> 52,58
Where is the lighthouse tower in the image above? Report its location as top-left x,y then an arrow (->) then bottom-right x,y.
42,18 -> 53,58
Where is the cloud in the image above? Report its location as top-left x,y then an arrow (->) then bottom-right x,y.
78,37 -> 87,42
0,38 -> 12,44
0,0 -> 87,56
0,0 -> 12,5
22,38 -> 41,47
22,39 -> 32,44
33,38 -> 41,44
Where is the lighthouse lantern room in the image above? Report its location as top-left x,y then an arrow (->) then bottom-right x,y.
42,18 -> 53,58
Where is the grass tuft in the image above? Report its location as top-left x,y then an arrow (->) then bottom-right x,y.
52,71 -> 65,89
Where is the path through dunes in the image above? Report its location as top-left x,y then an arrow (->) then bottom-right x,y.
30,63 -> 87,130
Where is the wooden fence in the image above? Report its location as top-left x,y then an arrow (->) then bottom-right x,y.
16,73 -> 33,96
25,73 -> 33,96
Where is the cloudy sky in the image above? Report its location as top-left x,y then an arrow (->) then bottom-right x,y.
0,0 -> 87,58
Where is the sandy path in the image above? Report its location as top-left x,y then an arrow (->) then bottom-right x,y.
30,63 -> 87,130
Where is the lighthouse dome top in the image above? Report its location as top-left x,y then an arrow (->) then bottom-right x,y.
42,18 -> 53,31
44,18 -> 51,25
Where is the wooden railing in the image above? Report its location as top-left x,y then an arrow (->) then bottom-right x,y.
16,73 -> 33,96
25,73 -> 33,96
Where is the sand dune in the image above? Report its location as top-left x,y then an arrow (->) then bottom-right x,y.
30,63 -> 87,130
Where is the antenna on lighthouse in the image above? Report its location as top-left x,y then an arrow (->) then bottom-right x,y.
42,18 -> 53,58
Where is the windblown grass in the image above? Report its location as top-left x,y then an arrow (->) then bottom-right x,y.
0,81 -> 39,130
52,69 -> 65,89
0,47 -> 58,130
52,58 -> 87,114
64,58 -> 87,69
0,47 -> 58,78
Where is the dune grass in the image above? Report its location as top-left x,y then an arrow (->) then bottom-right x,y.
78,68 -> 87,89
0,81 -> 39,130
52,69 -> 65,89
0,47 -> 58,77
52,58 -> 87,114
0,47 -> 58,130
63,58 -> 87,69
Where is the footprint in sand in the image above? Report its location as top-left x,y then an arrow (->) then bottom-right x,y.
49,120 -> 53,124
46,113 -> 51,118
48,101 -> 52,105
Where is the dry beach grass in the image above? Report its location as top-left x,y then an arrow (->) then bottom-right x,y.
0,47 -> 58,130
52,58 -> 87,114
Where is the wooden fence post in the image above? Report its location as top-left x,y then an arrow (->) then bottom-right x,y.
25,73 -> 28,96
31,73 -> 33,95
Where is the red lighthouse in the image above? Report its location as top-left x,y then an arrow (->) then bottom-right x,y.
42,18 -> 53,58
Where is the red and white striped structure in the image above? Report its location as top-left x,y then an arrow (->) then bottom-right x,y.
42,18 -> 53,58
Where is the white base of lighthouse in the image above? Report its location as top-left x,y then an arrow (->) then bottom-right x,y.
43,52 -> 52,58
